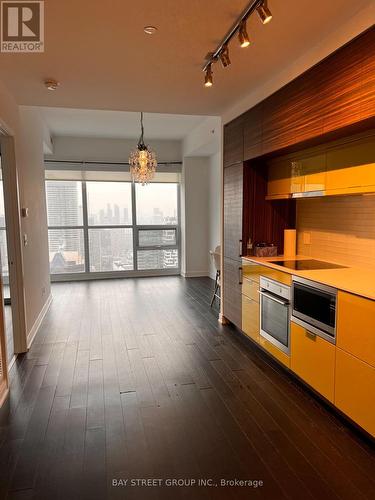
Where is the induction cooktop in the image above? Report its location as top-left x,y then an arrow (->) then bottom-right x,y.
268,259 -> 347,271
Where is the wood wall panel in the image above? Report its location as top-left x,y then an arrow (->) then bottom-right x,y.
237,27 -> 375,161
245,161 -> 296,255
361,28 -> 375,121
223,117 -> 244,167
223,256 -> 242,328
243,103 -> 263,159
223,163 -> 243,261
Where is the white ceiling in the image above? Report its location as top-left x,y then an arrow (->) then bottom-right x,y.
32,107 -> 207,140
0,0 -> 373,115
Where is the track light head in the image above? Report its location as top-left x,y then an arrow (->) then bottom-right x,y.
219,45 -> 231,68
238,21 -> 250,48
204,64 -> 213,87
256,0 -> 272,24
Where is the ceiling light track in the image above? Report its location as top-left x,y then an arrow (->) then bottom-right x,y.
202,0 -> 272,86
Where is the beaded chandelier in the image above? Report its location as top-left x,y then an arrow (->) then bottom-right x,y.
129,112 -> 157,185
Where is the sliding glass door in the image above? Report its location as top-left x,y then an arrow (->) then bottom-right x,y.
46,179 -> 180,279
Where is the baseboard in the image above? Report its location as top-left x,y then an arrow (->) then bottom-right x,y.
180,271 -> 210,278
8,354 -> 17,372
27,293 -> 53,349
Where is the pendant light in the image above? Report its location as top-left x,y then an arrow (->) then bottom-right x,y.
129,112 -> 157,185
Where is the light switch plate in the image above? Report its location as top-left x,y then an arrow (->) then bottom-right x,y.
303,231 -> 311,245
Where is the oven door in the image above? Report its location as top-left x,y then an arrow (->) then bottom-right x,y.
260,290 -> 290,354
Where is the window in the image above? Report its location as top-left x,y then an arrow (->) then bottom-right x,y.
45,178 -> 180,278
136,183 -> 178,225
46,181 -> 85,274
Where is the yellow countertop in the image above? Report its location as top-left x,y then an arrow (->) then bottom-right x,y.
242,255 -> 375,301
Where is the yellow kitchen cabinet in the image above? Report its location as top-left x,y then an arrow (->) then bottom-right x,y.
259,336 -> 290,368
291,322 -> 335,402
242,295 -> 260,343
335,348 -> 375,437
337,291 -> 375,367
326,137 -> 375,194
242,261 -> 292,287
242,277 -> 259,302
267,160 -> 293,198
291,153 -> 327,194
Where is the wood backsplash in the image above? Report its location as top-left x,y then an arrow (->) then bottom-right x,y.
296,195 -> 375,269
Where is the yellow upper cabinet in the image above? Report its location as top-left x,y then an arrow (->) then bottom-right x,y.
267,159 -> 293,199
267,153 -> 327,199
291,322 -> 335,402
326,136 -> 375,194
267,133 -> 375,199
336,291 -> 375,367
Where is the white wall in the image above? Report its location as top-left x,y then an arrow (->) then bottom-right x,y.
208,152 -> 221,280
18,107 -> 51,339
47,135 -> 182,163
0,83 -> 51,349
181,157 -> 210,277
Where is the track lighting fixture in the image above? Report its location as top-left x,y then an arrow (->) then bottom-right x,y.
219,45 -> 231,68
238,21 -> 250,48
256,0 -> 272,24
204,64 -> 213,87
201,1 -> 274,87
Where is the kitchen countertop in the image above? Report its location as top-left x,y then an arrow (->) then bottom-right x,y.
242,255 -> 375,301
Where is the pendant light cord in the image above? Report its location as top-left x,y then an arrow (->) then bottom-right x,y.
138,112 -> 145,148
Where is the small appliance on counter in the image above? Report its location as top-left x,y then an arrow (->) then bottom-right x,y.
253,242 -> 277,257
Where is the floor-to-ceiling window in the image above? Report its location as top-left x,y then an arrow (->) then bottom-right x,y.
45,176 -> 180,280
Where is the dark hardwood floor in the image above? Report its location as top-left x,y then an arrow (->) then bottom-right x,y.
0,277 -> 374,500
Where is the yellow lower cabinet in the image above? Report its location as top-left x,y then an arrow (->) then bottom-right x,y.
242,295 -> 259,343
259,336 -> 290,368
291,322 -> 335,402
335,348 -> 375,437
242,277 -> 259,302
337,291 -> 375,368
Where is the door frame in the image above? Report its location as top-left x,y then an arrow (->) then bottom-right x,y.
0,125 -> 28,357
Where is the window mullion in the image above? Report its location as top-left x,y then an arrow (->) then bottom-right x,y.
131,181 -> 138,270
81,181 -> 90,273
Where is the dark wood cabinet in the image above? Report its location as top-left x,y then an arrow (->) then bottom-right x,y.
223,257 -> 242,329
243,104 -> 262,160
223,163 -> 244,329
239,27 -> 375,160
223,117 -> 244,167
223,163 -> 243,262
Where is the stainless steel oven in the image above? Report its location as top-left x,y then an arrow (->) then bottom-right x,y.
291,276 -> 337,344
259,276 -> 291,354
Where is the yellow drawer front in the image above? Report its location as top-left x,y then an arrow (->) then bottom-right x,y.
335,348 -> 375,437
242,278 -> 259,302
259,336 -> 290,368
242,262 -> 263,283
242,295 -> 260,343
337,291 -> 375,368
291,323 -> 335,402
261,268 -> 292,287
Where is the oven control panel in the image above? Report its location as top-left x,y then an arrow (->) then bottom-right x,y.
260,276 -> 291,300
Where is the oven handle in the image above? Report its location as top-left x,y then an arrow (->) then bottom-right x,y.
259,290 -> 289,307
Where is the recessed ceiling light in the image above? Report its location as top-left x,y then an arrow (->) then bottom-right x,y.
144,26 -> 157,35
44,79 -> 60,91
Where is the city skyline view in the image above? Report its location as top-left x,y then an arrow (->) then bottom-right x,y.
46,180 -> 179,275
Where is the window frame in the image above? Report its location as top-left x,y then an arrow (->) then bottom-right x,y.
46,179 -> 181,281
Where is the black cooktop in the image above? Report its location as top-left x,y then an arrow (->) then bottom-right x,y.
268,259 -> 347,271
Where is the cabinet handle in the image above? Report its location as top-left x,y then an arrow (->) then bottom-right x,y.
306,331 -> 317,341
239,239 -> 243,258
239,267 -> 243,285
